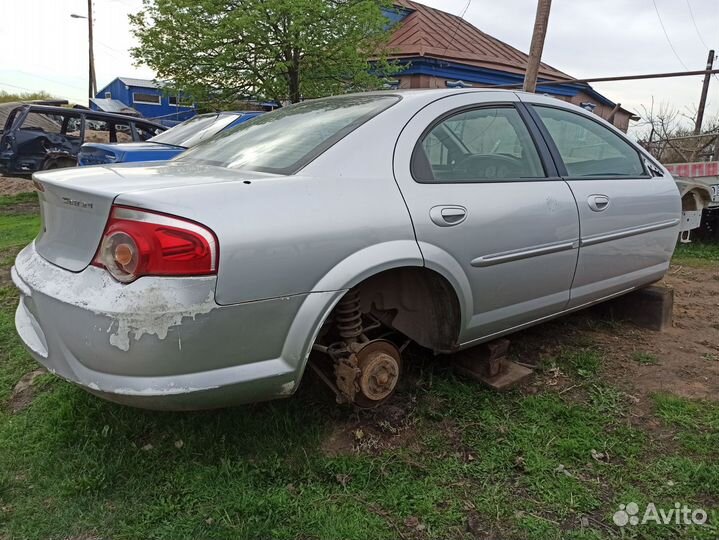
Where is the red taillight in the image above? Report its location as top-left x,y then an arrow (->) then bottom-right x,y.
93,206 -> 218,283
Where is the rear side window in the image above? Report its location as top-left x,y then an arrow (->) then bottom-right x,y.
20,112 -> 63,135
177,95 -> 400,175
412,106 -> 545,182
533,106 -> 645,177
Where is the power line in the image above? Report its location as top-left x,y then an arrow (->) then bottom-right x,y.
490,68 -> 719,88
107,0 -> 137,7
95,40 -> 130,61
441,0 -> 473,58
686,0 -> 710,50
12,70 -> 86,92
0,81 -> 36,93
684,1 -> 719,86
0,81 -> 83,103
652,0 -> 690,70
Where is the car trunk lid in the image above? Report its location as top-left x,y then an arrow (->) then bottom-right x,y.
34,167 -> 120,272
32,162 -> 275,272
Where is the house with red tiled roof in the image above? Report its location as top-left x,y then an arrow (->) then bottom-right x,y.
384,1 -> 637,131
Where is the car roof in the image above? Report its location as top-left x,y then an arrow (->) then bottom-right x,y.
305,88 -> 528,108
11,104 -> 165,128
326,88 -> 608,122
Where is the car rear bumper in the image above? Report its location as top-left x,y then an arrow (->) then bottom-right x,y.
12,243 -> 333,410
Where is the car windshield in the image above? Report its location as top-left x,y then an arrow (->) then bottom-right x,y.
177,95 -> 400,174
149,113 -> 237,148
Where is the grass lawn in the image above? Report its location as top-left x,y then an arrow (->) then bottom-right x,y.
0,192 -> 717,539
673,241 -> 719,267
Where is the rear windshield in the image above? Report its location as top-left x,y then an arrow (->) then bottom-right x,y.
176,95 -> 400,174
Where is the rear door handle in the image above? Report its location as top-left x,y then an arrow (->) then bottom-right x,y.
587,195 -> 610,212
430,205 -> 467,227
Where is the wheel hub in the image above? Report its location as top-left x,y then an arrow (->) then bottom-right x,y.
355,340 -> 401,406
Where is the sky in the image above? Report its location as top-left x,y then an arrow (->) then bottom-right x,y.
1,0 -> 718,127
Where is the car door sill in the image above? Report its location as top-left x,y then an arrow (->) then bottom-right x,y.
581,218 -> 679,247
459,285 -> 636,349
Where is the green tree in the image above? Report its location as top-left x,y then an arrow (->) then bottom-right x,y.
0,90 -> 56,104
130,0 -> 400,105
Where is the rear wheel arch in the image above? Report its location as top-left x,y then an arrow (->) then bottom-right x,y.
351,266 -> 463,353
284,242 -> 470,383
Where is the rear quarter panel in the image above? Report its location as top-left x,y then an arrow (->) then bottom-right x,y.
113,94 -> 452,306
115,172 -> 419,305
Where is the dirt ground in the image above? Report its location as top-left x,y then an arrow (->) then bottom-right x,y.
322,263 -> 719,456
515,264 -> 719,402
600,265 -> 719,401
0,175 -> 34,196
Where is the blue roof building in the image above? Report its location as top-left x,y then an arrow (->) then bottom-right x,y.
93,77 -> 197,126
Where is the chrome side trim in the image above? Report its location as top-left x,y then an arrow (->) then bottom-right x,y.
581,218 -> 680,247
471,239 -> 578,268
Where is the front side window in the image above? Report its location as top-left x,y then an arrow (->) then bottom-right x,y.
533,106 -> 645,177
412,107 -> 545,182
84,117 -> 133,143
178,95 -> 400,174
83,117 -> 110,143
135,123 -> 163,141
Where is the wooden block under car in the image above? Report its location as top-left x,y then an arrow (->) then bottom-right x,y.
594,284 -> 674,332
453,338 -> 534,391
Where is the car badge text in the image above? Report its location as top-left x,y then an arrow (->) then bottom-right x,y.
62,197 -> 94,209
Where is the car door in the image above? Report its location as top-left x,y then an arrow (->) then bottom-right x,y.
522,96 -> 681,308
393,92 -> 580,345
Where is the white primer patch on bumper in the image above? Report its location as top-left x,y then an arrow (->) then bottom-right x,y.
106,290 -> 217,352
14,243 -> 219,352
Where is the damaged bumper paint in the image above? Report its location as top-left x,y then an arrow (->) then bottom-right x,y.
11,243 -> 317,410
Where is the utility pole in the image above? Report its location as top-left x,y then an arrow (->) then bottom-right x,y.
694,49 -> 714,135
71,4 -> 97,102
522,0 -> 552,93
87,0 -> 97,99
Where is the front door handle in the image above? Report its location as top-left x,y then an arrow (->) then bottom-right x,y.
587,194 -> 610,212
430,205 -> 467,227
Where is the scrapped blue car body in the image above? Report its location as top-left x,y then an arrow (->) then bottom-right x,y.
77,111 -> 263,166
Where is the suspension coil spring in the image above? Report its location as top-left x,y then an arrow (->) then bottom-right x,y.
336,289 -> 363,341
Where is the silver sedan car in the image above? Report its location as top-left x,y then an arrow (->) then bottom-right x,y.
12,89 -> 681,410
